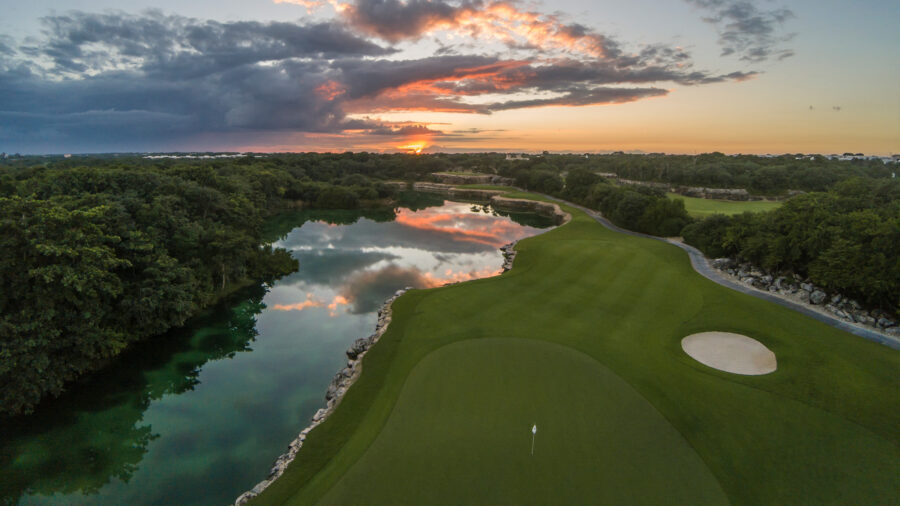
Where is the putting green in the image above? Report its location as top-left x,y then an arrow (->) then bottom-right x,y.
320,338 -> 728,505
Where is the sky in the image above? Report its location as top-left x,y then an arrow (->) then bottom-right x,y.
0,0 -> 897,155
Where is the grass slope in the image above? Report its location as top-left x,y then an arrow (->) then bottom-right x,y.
667,193 -> 782,217
254,196 -> 900,505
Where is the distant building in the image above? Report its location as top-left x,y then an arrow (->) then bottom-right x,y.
64,154 -> 72,158
505,153 -> 529,161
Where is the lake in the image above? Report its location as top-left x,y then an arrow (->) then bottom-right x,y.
0,193 -> 553,505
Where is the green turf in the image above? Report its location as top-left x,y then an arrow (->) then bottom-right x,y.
321,338 -> 728,505
667,192 -> 782,217
253,197 -> 900,506
433,171 -> 490,177
455,183 -> 517,192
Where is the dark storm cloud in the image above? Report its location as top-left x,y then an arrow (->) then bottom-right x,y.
487,87 -> 667,111
0,11 -> 393,150
343,0 -> 479,42
23,10 -> 391,77
684,0 -> 795,62
0,5 -> 766,152
363,124 -> 445,136
336,55 -> 755,116
280,250 -> 400,286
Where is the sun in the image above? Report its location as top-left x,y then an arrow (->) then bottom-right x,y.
398,141 -> 427,154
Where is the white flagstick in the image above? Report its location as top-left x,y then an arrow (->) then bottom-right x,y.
531,424 -> 537,455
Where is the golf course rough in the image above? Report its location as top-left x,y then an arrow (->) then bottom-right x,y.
252,193 -> 900,506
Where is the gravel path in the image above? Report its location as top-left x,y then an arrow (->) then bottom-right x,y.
547,196 -> 900,350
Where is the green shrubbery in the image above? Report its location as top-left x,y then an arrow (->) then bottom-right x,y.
682,179 -> 900,311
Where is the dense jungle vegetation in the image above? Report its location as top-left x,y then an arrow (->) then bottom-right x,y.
0,152 -> 896,415
681,178 -> 900,311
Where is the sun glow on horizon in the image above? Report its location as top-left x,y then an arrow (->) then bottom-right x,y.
398,140 -> 427,154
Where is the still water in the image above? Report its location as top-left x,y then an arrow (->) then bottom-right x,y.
0,193 -> 553,505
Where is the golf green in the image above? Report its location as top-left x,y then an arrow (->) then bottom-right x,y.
321,338 -> 728,505
253,195 -> 900,505
666,192 -> 782,217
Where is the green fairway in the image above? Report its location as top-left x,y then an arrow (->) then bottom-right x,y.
455,183 -> 517,192
667,192 -> 782,217
253,196 -> 900,506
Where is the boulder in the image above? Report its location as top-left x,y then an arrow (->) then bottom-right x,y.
346,338 -> 370,359
877,318 -> 896,329
797,290 -> 810,303
855,314 -> 876,327
831,294 -> 842,305
809,290 -> 826,305
800,282 -> 814,292
712,258 -> 735,270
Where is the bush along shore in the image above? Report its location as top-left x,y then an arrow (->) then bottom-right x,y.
710,258 -> 898,337
234,288 -> 412,505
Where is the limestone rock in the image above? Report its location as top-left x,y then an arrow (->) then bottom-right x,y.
346,338 -> 370,359
809,290 -> 827,305
712,258 -> 735,270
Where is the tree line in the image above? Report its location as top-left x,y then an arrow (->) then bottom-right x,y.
1,152 -> 896,415
682,179 -> 900,311
0,155 -> 432,415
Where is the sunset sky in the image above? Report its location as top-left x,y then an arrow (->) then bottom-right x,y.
1,0 -> 897,154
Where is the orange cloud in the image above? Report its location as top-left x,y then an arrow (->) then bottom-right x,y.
272,293 -> 351,317
326,0 -> 610,59
273,292 -> 325,311
327,295 -> 350,316
394,207 -> 531,246
420,266 -> 502,287
315,80 -> 347,101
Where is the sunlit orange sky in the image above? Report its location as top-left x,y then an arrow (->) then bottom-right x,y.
1,0 -> 897,154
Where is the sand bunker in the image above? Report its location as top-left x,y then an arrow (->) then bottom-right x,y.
682,332 -> 776,375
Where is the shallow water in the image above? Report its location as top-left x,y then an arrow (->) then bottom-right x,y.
0,194 -> 553,505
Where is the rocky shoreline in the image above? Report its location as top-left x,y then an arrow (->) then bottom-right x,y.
710,258 -> 898,337
500,242 -> 517,272
234,287 -> 412,505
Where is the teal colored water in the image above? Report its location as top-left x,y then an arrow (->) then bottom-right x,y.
0,195 -> 553,505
